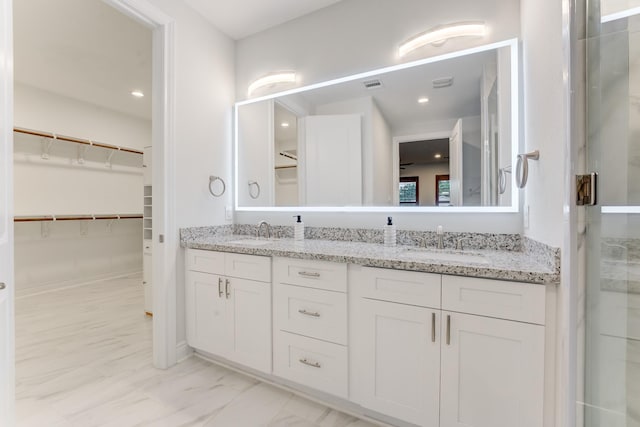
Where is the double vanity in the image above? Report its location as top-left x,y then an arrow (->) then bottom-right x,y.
181,226 -> 559,427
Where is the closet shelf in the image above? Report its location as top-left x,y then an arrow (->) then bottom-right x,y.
14,214 -> 143,222
13,127 -> 144,155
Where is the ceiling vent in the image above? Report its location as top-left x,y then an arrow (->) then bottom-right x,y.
432,77 -> 454,89
363,79 -> 383,90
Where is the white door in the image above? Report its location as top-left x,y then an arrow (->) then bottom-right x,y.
358,299 -> 440,426
229,277 -> 271,373
449,119 -> 463,206
0,0 -> 14,423
440,312 -> 544,427
303,115 -> 362,206
185,272 -> 230,357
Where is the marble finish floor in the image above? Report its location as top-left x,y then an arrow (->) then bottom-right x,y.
15,274 -> 378,427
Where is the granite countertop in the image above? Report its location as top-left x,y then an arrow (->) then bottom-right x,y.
182,233 -> 560,285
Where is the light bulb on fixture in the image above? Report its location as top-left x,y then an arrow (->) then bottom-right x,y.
399,21 -> 487,57
434,153 -> 442,159
418,97 -> 429,104
281,122 -> 290,128
131,90 -> 144,98
247,71 -> 297,97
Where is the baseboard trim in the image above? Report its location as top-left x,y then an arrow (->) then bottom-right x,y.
176,341 -> 193,362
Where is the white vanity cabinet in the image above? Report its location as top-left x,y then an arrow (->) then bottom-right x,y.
272,257 -> 349,398
185,249 -> 272,373
350,267 -> 442,426
351,266 -> 547,427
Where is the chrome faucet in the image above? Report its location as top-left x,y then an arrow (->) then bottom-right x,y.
436,225 -> 444,250
256,220 -> 271,239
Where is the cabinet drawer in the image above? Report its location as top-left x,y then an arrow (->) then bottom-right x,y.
186,249 -> 225,274
273,331 -> 348,398
356,266 -> 441,308
274,257 -> 347,292
274,283 -> 347,345
225,252 -> 271,282
442,275 -> 546,324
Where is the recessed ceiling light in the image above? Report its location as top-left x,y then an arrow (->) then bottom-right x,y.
418,97 -> 429,104
131,90 -> 144,98
434,153 -> 442,159
281,122 -> 290,128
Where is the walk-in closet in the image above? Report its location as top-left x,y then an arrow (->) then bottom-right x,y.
13,0 -> 153,414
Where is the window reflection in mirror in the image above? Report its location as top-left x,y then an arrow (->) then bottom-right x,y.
235,39 -> 518,211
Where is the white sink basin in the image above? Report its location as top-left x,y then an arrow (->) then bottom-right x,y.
226,239 -> 274,246
403,248 -> 489,264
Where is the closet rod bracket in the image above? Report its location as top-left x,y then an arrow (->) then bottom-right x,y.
77,145 -> 88,164
41,138 -> 53,160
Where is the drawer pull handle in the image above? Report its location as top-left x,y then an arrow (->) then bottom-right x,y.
446,314 -> 451,345
298,309 -> 321,318
225,279 -> 231,299
299,358 -> 321,368
298,271 -> 320,278
218,278 -> 224,298
431,312 -> 436,342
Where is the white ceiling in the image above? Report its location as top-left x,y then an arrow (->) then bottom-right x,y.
183,0 -> 343,40
13,0 -> 152,120
276,49 -> 494,133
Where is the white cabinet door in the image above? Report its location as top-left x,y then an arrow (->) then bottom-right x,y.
228,277 -> 272,373
440,311 -> 545,427
185,271 -> 231,357
357,299 -> 440,426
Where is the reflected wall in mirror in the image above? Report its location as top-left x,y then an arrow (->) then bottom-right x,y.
235,39 -> 518,210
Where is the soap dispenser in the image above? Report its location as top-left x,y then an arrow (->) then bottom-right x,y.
293,215 -> 304,241
384,216 -> 396,247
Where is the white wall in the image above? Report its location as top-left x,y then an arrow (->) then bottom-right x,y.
371,100 -> 393,205
521,0 -> 566,248
13,83 -> 148,290
234,0 -> 523,233
236,0 -> 521,100
147,0 -> 235,346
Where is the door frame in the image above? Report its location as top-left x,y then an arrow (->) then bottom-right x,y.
0,0 -> 15,424
105,0 -> 177,370
392,131 -> 450,205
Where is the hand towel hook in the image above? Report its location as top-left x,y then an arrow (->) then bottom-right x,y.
498,165 -> 512,195
248,180 -> 261,199
208,176 -> 226,197
515,150 -> 539,189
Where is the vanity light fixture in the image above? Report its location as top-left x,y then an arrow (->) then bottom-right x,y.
399,21 -> 487,57
281,122 -> 290,128
131,90 -> 144,98
434,153 -> 442,159
247,71 -> 297,97
418,96 -> 429,104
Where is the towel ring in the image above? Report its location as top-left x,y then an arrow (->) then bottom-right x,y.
248,180 -> 261,199
208,176 -> 226,197
515,150 -> 539,189
498,166 -> 512,195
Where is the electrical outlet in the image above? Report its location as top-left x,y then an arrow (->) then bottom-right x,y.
225,206 -> 233,221
524,205 -> 530,229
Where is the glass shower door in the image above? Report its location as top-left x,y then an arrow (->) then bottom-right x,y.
583,1 -> 640,426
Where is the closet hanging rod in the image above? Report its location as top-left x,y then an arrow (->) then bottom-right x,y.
13,127 -> 144,155
14,214 -> 143,222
